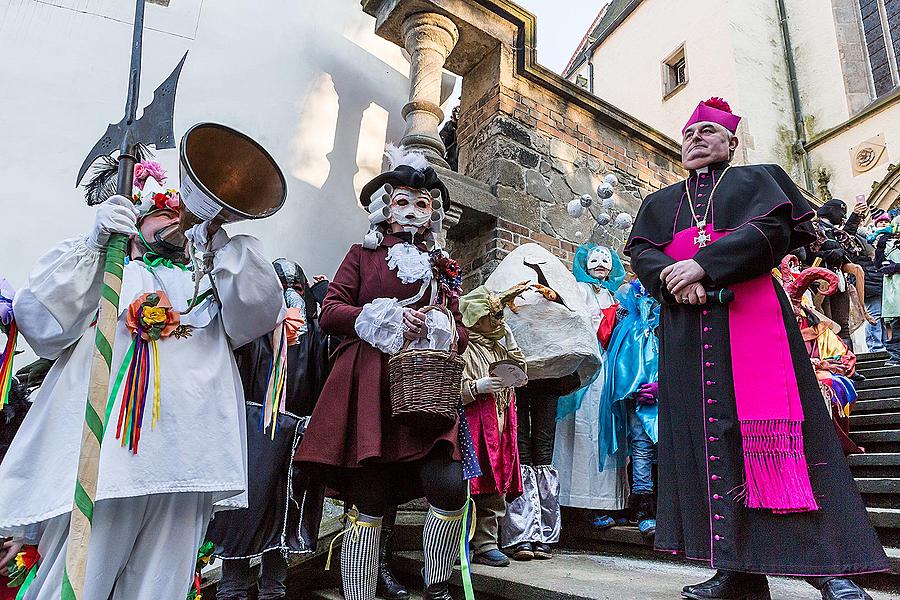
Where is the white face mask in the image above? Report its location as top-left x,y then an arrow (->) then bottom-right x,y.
388,187 -> 433,230
586,247 -> 613,280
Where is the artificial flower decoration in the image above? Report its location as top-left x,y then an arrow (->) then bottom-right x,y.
112,291 -> 181,453
133,159 -> 167,191
6,546 -> 40,591
430,251 -> 463,304
126,292 -> 180,341
152,189 -> 181,211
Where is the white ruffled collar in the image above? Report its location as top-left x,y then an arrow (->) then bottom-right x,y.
386,243 -> 433,285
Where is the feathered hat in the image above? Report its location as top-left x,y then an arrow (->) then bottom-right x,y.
683,97 -> 742,135
359,144 -> 450,250
359,144 -> 450,208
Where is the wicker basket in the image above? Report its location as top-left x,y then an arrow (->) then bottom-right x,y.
389,305 -> 464,429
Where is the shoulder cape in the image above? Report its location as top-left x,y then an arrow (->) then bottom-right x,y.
624,164 -> 816,256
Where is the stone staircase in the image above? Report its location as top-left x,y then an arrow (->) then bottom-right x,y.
849,351 -> 900,552
218,352 -> 900,599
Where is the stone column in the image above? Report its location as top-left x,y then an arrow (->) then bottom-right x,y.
401,11 -> 459,167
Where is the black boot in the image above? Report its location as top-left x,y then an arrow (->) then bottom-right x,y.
422,581 -> 454,600
377,509 -> 410,600
807,577 -> 872,600
682,570 -> 771,600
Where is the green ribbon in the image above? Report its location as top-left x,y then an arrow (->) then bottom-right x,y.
103,337 -> 137,434
458,483 -> 475,600
136,229 -> 189,272
15,564 -> 38,600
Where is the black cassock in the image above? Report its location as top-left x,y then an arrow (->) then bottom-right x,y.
206,314 -> 330,559
627,162 -> 888,575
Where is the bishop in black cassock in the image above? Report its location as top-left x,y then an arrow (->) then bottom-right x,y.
626,98 -> 887,600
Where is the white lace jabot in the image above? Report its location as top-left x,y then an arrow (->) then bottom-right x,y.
387,243 -> 433,285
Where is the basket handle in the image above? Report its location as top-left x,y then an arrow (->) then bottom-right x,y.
398,304 -> 458,353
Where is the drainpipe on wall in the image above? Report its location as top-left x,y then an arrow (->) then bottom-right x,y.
776,0 -> 815,191
588,56 -> 595,95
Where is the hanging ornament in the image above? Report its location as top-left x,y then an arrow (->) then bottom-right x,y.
601,195 -> 615,210
604,173 -> 619,187
574,230 -> 583,239
614,212 -> 634,230
567,198 -> 585,218
596,212 -> 611,226
596,182 -> 614,199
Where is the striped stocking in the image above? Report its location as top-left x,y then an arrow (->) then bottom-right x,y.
340,513 -> 382,600
423,505 -> 466,587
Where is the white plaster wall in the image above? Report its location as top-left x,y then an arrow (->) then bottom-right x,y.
586,0 -> 740,144
809,107 -> 900,200
725,0 -> 798,175
0,0 -> 412,298
785,0 -> 852,135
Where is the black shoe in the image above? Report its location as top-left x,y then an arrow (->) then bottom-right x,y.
682,570 -> 771,599
422,581 -> 454,600
377,510 -> 410,600
510,542 -> 534,561
850,372 -> 866,382
532,543 -> 552,560
808,577 -> 872,600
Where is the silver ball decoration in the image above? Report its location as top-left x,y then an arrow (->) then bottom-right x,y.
566,198 -> 586,218
604,173 -> 619,187
580,194 -> 593,207
614,212 -> 634,230
596,212 -> 611,226
596,182 -> 614,199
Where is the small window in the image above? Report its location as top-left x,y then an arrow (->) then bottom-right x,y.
575,75 -> 589,89
662,45 -> 688,99
148,0 -> 171,5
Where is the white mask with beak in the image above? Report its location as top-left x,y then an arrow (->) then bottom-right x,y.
586,246 -> 613,280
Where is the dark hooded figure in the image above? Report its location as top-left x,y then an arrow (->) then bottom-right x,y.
627,98 -> 887,600
806,199 -> 867,350
207,259 -> 330,600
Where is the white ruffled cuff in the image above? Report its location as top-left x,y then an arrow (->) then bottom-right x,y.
355,297 -> 406,355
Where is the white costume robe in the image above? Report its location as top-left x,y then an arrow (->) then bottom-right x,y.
552,282 -> 628,510
0,233 -> 284,599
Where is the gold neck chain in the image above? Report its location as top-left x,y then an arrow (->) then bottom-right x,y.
685,166 -> 731,247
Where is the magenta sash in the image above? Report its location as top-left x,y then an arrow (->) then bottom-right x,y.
665,226 -> 818,513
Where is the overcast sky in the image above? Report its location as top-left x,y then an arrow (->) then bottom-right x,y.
515,0 -> 610,73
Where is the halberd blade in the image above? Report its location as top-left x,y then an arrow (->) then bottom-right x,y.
75,119 -> 127,187
132,52 -> 188,151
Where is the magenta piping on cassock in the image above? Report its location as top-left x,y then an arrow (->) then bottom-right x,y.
652,547 -> 889,576
664,226 -> 819,514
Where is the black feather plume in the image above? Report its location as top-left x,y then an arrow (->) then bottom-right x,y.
82,143 -> 155,206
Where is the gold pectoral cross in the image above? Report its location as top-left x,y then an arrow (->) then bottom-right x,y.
694,221 -> 711,248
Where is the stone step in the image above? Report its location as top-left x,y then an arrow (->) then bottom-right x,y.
310,589 -> 425,600
850,412 -> 900,429
387,550 -> 898,600
856,477 -> 900,495
858,351 -> 890,362
857,387 -> 900,401
855,398 -> 900,413
857,366 -> 900,379
849,453 -> 900,467
869,507 -> 900,529
856,374 -> 900,390
851,430 -> 900,453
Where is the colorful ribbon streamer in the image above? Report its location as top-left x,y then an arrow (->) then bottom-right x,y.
108,324 -> 161,453
260,323 -> 288,438
0,320 -> 17,411
457,484 -> 476,600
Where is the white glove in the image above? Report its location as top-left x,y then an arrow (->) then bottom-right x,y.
475,376 -> 506,395
186,222 -> 229,253
87,195 -> 138,250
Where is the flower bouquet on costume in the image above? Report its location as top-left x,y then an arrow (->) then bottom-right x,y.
5,546 -> 40,596
430,251 -> 462,304
0,279 -> 18,411
110,291 -> 180,453
185,541 -> 214,600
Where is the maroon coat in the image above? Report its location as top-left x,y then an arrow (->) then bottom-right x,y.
295,236 -> 468,490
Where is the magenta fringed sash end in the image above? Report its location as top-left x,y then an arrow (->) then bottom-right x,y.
740,419 -> 819,513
